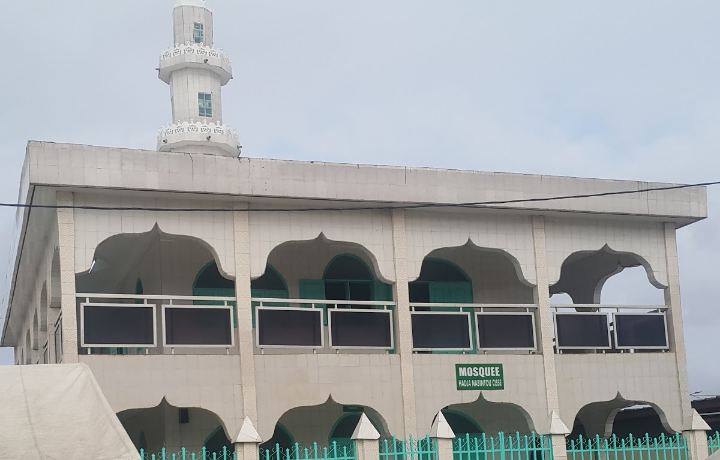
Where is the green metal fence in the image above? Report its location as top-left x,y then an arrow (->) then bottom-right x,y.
260,442 -> 356,460
709,432 -> 720,455
139,448 -> 235,460
380,435 -> 437,460
566,434 -> 688,460
453,432 -> 553,460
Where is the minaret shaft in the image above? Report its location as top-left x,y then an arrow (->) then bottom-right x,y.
157,0 -> 239,157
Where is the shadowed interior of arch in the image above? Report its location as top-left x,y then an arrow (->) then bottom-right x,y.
568,396 -> 675,441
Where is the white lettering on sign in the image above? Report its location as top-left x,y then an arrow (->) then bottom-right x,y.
458,366 -> 500,377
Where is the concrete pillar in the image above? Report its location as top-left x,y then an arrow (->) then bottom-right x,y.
234,204 -> 259,460
531,216 -> 560,418
352,413 -> 381,460
56,192 -> 78,363
430,411 -> 455,460
549,411 -> 571,460
663,223 -> 693,422
391,209 -> 417,437
684,430 -> 709,460
234,416 -> 263,460
29,309 -> 39,364
683,409 -> 711,460
47,245 -> 61,364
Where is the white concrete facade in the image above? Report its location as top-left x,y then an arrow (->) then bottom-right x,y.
1,0 -> 713,458
1,140 -> 708,455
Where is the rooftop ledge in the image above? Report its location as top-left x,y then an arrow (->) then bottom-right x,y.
22,141 -> 707,224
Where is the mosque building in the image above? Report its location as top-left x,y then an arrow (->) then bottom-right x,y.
1,1 -> 714,459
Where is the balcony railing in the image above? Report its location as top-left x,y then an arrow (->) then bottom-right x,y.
252,298 -> 395,351
409,303 -> 538,353
77,293 -> 236,354
75,294 -> 396,354
552,305 -> 669,353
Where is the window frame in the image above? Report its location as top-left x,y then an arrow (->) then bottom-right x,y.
193,22 -> 204,44
198,92 -> 213,118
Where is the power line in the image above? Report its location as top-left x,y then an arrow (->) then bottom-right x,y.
2,180 -> 717,213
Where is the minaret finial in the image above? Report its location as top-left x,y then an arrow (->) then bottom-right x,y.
156,0 -> 240,157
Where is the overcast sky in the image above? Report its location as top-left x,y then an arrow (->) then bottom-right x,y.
0,1 -> 718,396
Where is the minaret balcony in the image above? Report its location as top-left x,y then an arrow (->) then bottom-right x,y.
157,120 -> 240,156
158,43 -> 232,85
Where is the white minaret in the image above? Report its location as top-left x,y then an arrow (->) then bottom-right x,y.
157,0 -> 240,156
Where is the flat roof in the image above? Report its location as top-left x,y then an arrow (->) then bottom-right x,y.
23,141 -> 707,222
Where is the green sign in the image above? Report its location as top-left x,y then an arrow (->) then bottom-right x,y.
455,364 -> 504,390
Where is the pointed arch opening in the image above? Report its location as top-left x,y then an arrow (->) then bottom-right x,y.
568,395 -> 676,440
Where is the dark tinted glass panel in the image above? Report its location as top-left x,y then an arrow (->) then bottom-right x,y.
555,314 -> 609,348
615,315 -> 667,348
258,309 -> 322,346
330,311 -> 392,348
411,313 -> 470,349
325,281 -> 347,301
165,308 -> 232,346
409,283 -> 430,303
348,282 -> 372,301
84,306 -> 154,345
477,314 -> 535,349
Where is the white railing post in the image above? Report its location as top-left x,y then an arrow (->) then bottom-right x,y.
549,411 -> 571,460
683,410 -> 711,460
430,411 -> 455,460
352,413 -> 381,460
234,416 -> 262,460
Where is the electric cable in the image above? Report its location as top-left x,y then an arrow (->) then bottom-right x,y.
0,180 -> 716,213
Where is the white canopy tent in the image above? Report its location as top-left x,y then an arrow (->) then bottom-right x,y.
0,363 -> 140,460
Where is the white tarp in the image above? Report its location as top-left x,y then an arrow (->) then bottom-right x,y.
0,363 -> 140,460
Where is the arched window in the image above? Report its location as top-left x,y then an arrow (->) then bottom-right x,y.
250,265 -> 290,326
204,426 -> 232,456
299,255 -> 392,312
410,259 -> 474,354
259,423 -> 294,454
193,261 -> 237,327
194,261 -> 235,293
138,431 -> 147,454
409,258 -> 472,304
251,266 -> 289,297
441,410 -> 483,436
329,413 -> 380,453
439,410 -> 484,460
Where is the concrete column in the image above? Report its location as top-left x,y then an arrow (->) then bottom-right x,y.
531,216 -> 560,416
233,203 -> 258,460
355,439 -> 380,460
56,192 -> 78,364
236,443 -> 260,460
391,209 -> 417,437
353,413 -> 381,460
549,411 -> 572,460
435,439 -> 453,460
430,411 -> 455,460
683,409 -> 711,460
29,310 -> 39,364
235,416 -> 263,460
551,435 -> 569,460
47,244 -> 61,364
663,223 -> 693,421
47,298 -> 61,364
684,430 -> 709,460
